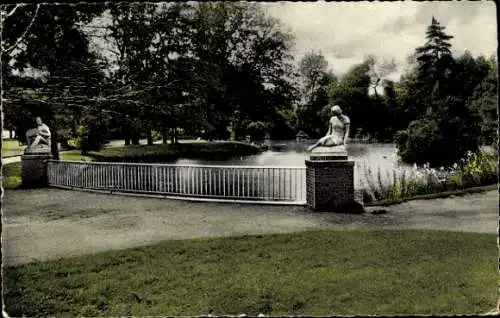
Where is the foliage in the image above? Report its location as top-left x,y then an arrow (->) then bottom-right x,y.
297,51 -> 337,137
2,6 -> 497,169
2,3 -> 107,159
246,121 -> 268,141
395,18 -> 492,166
360,148 -> 498,203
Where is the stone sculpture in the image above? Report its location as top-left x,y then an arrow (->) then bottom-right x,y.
25,117 -> 51,153
307,105 -> 350,156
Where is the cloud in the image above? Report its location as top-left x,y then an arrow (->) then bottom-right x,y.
263,0 -> 497,79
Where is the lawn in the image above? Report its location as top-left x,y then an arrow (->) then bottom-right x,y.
3,230 -> 497,316
1,150 -> 93,189
89,141 -> 263,162
1,138 -> 25,157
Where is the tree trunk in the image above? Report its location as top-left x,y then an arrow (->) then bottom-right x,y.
132,134 -> 140,145
72,119 -> 78,137
162,128 -> 168,144
125,138 -> 131,146
170,128 -> 175,144
60,139 -> 69,150
51,130 -> 59,160
146,130 -> 153,145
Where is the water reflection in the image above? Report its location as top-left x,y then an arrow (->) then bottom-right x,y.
174,141 -> 410,190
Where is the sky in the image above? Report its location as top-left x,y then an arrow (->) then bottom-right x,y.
50,0 -> 497,83
262,0 -> 497,81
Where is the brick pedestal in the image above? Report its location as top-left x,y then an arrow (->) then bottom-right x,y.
21,152 -> 53,188
305,157 -> 355,212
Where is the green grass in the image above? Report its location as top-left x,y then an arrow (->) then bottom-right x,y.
89,141 -> 263,162
3,230 -> 497,316
1,138 -> 25,157
1,150 -> 93,189
2,161 -> 22,189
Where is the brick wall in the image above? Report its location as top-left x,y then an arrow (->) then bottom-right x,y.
305,159 -> 355,211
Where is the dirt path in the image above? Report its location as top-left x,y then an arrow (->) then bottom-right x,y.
2,189 -> 498,266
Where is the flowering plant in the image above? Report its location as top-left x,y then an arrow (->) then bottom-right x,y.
359,148 -> 498,203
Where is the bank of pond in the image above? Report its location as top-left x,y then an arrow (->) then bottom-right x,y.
3,141 -> 497,205
88,141 -> 265,163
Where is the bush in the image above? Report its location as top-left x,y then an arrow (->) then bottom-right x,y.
450,150 -> 498,188
395,117 -> 444,166
396,97 -> 482,167
76,124 -> 106,154
246,121 -> 268,142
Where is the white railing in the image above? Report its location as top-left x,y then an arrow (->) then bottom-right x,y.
47,160 -> 307,204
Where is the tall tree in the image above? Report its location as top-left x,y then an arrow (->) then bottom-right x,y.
297,51 -> 337,137
414,16 -> 455,100
2,3 -> 106,158
395,18 -> 486,166
327,60 -> 371,138
189,2 -> 297,140
466,55 -> 498,146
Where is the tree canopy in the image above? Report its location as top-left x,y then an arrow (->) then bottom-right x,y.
2,6 -> 496,166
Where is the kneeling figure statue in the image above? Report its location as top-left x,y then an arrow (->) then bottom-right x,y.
25,117 -> 51,153
308,105 -> 350,153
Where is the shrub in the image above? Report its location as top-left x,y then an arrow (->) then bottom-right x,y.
450,149 -> 498,188
395,117 -> 444,166
246,121 -> 268,142
396,96 -> 482,167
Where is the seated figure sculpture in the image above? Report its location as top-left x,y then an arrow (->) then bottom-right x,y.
25,117 -> 51,152
307,105 -> 350,153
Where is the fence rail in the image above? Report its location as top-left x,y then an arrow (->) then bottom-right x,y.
47,160 -> 307,204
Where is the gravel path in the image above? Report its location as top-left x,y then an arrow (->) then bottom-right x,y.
2,188 -> 498,266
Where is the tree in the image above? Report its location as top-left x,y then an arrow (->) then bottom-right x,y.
395,18 -> 486,166
297,51 -> 337,137
298,51 -> 329,94
2,4 -> 106,158
365,54 -> 396,100
105,2 -> 160,145
414,16 -> 455,99
327,60 -> 371,138
466,55 -> 498,146
189,2 -> 297,140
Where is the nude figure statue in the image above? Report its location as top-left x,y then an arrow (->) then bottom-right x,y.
307,105 -> 350,152
25,117 -> 51,151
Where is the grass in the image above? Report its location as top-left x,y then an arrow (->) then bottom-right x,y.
3,230 -> 497,316
1,150 -> 93,189
1,138 -> 25,157
89,141 -> 263,162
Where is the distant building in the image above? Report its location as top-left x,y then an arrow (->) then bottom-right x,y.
296,130 -> 309,141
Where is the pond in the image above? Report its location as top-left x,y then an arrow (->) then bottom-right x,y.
174,140 -> 411,189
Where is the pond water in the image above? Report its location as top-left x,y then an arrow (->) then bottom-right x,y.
174,140 -> 411,189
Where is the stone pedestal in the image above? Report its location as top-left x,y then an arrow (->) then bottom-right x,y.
21,151 -> 53,188
305,147 -> 356,212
